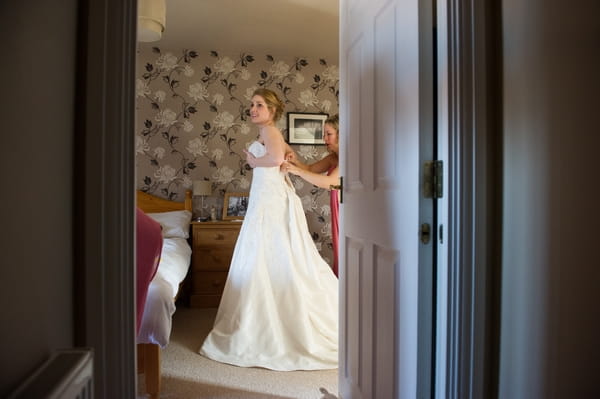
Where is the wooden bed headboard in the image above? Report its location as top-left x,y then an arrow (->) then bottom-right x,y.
136,190 -> 193,213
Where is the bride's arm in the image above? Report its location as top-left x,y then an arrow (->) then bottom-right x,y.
244,126 -> 285,168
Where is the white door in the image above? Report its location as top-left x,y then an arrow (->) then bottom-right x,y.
339,0 -> 432,397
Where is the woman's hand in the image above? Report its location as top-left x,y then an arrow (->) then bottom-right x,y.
244,149 -> 258,168
285,150 -> 298,163
281,160 -> 302,176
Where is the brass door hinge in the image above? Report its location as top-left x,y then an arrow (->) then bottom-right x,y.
423,161 -> 443,199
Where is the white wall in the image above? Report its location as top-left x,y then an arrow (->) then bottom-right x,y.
0,1 -> 77,395
500,1 -> 600,397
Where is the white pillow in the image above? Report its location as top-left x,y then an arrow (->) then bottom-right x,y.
147,210 -> 192,239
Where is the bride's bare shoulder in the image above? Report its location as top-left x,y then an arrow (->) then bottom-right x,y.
262,125 -> 284,143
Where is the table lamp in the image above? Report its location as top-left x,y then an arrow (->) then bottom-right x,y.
193,180 -> 212,221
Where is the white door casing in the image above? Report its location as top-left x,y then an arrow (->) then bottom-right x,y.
434,0 -> 450,396
339,0 -> 424,397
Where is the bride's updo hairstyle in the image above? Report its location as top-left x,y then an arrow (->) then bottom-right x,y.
253,88 -> 285,122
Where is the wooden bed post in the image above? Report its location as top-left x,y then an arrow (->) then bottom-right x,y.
185,189 -> 193,214
137,343 -> 161,399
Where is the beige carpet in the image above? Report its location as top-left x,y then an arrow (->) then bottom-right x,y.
138,307 -> 339,399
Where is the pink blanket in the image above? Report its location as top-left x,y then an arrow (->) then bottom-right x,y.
136,208 -> 163,333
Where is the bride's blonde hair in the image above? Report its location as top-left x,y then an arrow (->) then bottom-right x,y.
253,88 -> 284,122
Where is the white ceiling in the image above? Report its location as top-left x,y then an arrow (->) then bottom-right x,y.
155,0 -> 340,60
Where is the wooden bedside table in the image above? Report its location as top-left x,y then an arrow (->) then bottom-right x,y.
190,221 -> 242,308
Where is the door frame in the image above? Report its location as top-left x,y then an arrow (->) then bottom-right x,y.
438,0 -> 501,397
74,0 -> 138,397
417,0 -> 436,397
77,0 -> 500,396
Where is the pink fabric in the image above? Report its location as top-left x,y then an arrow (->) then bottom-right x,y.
136,208 -> 163,333
328,166 -> 339,277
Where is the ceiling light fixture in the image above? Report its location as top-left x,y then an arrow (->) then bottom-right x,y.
137,0 -> 166,42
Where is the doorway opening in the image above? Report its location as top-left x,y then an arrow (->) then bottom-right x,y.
133,1 -> 342,397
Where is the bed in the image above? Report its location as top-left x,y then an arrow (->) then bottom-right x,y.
136,189 -> 193,399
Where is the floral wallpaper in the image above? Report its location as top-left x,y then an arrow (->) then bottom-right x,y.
135,45 -> 339,266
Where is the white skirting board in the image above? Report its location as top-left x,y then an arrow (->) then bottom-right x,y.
7,348 -> 94,399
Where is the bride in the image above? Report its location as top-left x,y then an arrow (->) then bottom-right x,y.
198,88 -> 338,371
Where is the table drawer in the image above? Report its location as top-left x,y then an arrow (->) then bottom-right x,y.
190,294 -> 222,308
193,271 -> 228,295
193,248 -> 234,271
193,228 -> 240,247
189,222 -> 241,308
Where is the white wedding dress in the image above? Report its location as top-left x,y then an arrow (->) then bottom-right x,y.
199,140 -> 339,371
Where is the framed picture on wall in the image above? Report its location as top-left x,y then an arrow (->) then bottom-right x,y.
222,192 -> 249,220
286,112 -> 329,145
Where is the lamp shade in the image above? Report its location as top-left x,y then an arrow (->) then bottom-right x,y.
138,0 -> 166,42
193,180 -> 212,197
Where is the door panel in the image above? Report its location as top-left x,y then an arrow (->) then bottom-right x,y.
340,0 -> 423,397
374,246 -> 398,399
343,239 -> 371,398
346,37 -> 365,189
374,6 -> 397,187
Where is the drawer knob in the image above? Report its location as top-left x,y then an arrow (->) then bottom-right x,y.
212,280 -> 221,287
214,234 -> 225,240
